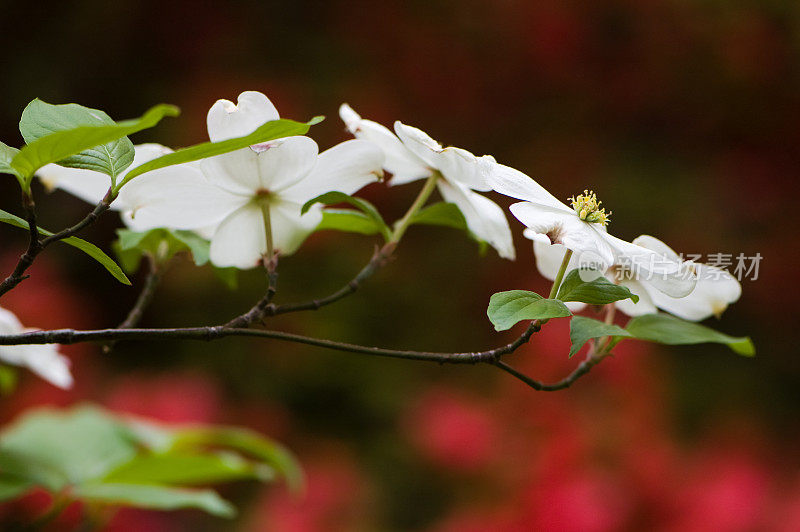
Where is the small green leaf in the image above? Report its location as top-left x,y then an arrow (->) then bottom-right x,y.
104,452 -> 270,485
73,483 -> 235,518
118,116 -> 324,189
556,268 -> 639,305
302,191 -> 391,242
0,141 -> 21,184
0,208 -> 130,285
626,313 -> 755,356
569,316 -> 632,357
114,228 -> 210,271
487,290 -> 572,332
19,99 -> 135,179
316,209 -> 383,236
11,104 -> 179,186
408,202 -> 467,230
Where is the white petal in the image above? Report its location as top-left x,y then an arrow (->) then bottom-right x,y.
392,121 -> 441,167
614,279 -> 658,317
119,164 -> 244,231
531,240 -> 578,280
394,121 -> 491,190
20,344 -> 73,389
207,91 -> 280,142
35,164 -> 116,207
282,139 -> 383,203
437,180 -> 515,260
0,308 -> 72,389
511,202 -> 614,269
0,307 -> 23,334
647,264 -> 742,321
487,164 -> 570,211
339,105 -> 431,186
269,200 -> 323,256
604,233 -> 696,298
209,204 -> 267,269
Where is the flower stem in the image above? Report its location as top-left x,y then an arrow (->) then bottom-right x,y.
390,171 -> 439,243
260,203 -> 274,266
548,249 -> 573,299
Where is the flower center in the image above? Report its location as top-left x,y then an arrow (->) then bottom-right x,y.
569,190 -> 611,226
254,188 -> 275,205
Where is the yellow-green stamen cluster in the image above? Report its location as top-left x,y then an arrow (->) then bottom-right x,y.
570,190 -> 611,226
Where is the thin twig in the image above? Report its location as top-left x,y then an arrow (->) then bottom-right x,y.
269,241 -> 396,316
0,188 -> 115,298
492,356 -> 601,391
225,253 -> 280,328
102,255 -> 166,353
0,191 -> 42,298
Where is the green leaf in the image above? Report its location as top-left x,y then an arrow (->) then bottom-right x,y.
569,316 -> 632,357
10,103 -> 179,185
0,208 -> 130,285
118,116 -> 324,189
626,313 -> 755,356
0,141 -> 21,184
487,290 -> 572,332
19,99 -> 135,179
556,268 -> 639,305
0,406 -> 139,489
316,209 -> 384,236
302,191 -> 390,242
73,483 -> 235,518
104,452 -> 271,485
170,427 -> 302,492
114,228 -> 210,271
407,202 -> 467,230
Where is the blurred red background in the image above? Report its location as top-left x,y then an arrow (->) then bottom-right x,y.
0,1 -> 798,530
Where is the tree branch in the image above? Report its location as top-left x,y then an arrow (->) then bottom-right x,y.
0,188 -> 115,298
0,320 -> 541,365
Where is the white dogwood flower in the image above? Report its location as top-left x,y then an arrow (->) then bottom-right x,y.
0,307 -> 72,389
490,165 -> 695,297
35,143 -> 206,233
531,234 -> 732,321
339,104 -> 515,260
129,92 -> 384,269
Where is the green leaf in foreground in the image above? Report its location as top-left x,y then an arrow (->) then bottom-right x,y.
11,104 -> 179,186
0,405 -> 298,516
302,191 -> 391,242
626,313 -> 755,356
487,290 -> 572,332
73,483 -> 235,518
104,452 -> 271,485
556,268 -> 639,305
118,116 -> 324,189
569,316 -> 632,357
19,99 -> 135,179
0,208 -> 130,285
